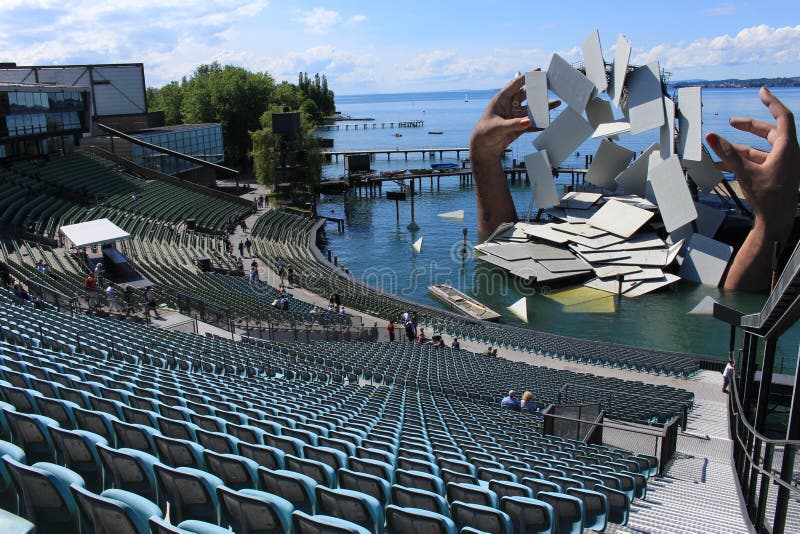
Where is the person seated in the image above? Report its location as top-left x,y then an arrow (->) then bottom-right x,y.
431,333 -> 445,348
485,345 -> 493,356
521,391 -> 539,414
417,328 -> 431,344
500,390 -> 521,411
451,337 -> 460,349
492,348 -> 498,357
471,78 -> 800,293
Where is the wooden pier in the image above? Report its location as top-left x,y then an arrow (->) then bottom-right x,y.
318,166 -> 589,198
318,120 -> 424,132
323,147 -> 512,162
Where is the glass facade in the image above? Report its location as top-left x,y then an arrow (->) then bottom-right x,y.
131,124 -> 224,175
1,88 -> 88,142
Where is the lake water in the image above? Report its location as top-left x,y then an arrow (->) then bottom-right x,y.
315,87 -> 800,363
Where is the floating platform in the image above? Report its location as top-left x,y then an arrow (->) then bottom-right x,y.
428,284 -> 502,322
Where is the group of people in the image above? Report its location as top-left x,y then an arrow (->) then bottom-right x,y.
501,390 -> 540,413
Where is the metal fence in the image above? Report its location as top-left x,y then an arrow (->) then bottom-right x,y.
237,321 -> 388,343
176,291 -> 233,333
729,370 -> 800,534
26,278 -> 77,313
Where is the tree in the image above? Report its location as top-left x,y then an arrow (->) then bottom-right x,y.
148,82 -> 184,125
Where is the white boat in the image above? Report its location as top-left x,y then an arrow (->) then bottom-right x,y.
464,94 -> 469,102
428,284 -> 501,321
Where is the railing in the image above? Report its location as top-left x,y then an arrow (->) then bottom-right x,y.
25,278 -> 77,314
539,406 -> 678,475
729,370 -> 800,534
542,403 -> 604,444
163,317 -> 198,335
238,321 -> 390,343
176,291 -> 233,333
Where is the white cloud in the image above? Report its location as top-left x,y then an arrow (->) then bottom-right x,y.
346,14 -> 367,27
705,4 -> 736,15
295,7 -> 341,35
631,24 -> 800,71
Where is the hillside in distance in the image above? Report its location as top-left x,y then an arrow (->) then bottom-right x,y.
670,76 -> 800,88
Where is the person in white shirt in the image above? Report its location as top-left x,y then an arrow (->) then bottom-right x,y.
722,358 -> 735,393
106,284 -> 121,313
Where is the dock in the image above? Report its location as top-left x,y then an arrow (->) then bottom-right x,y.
318,166 -> 590,197
318,120 -> 424,132
323,146 -> 512,162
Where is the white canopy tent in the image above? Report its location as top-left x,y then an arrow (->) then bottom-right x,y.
59,218 -> 131,249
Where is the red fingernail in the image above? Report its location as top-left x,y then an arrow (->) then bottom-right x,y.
520,118 -> 531,127
706,133 -> 720,148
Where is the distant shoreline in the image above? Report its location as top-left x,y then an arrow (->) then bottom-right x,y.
670,76 -> 800,89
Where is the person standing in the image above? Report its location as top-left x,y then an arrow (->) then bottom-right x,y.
244,238 -> 252,257
106,284 -> 121,313
722,358 -> 736,393
451,338 -> 460,350
84,274 -> 98,310
145,286 -> 159,318
250,261 -> 260,284
387,321 -> 395,342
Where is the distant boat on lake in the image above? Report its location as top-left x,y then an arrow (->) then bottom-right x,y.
464,94 -> 469,102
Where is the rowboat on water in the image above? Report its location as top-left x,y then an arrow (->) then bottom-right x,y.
430,163 -> 459,170
428,284 -> 502,322
379,169 -> 408,177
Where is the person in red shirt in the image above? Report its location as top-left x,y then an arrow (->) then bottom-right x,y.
386,321 -> 395,342
84,275 -> 98,310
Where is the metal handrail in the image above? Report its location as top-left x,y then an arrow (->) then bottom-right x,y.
741,240 -> 800,332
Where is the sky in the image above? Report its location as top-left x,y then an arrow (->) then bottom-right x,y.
0,1 -> 798,95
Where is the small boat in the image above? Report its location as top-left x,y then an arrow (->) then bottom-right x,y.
464,94 -> 469,102
379,169 -> 408,177
429,284 -> 502,321
394,133 -> 403,137
431,163 -> 459,170
428,131 -> 443,135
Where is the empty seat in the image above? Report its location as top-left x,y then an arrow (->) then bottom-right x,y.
391,484 -> 449,517
217,486 -> 293,534
0,507 -> 34,534
594,484 -> 629,526
154,435 -> 206,470
258,468 -> 317,514
291,511 -> 371,534
149,516 -> 230,533
489,480 -> 534,500
72,484 -> 163,534
538,492 -> 584,534
286,455 -> 337,487
449,501 -> 513,534
3,457 -> 83,533
566,487 -> 607,532
73,408 -> 118,447
238,442 -> 285,470
153,464 -> 224,525
315,486 -> 384,534
385,505 -> 457,534
0,440 -> 25,513
395,469 -> 444,496
98,445 -> 160,504
203,451 -> 258,491
5,411 -> 58,463
522,477 -> 562,497
499,496 -> 555,534
446,482 -> 499,508
348,457 -> 394,483
304,445 -> 348,471
440,468 -> 478,486
35,397 -> 79,430
50,427 -> 107,493
112,420 -> 161,455
337,468 -> 391,508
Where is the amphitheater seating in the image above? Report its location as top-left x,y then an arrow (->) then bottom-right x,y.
0,285 -> 669,533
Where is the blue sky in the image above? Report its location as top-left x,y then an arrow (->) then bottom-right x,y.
0,1 -> 798,94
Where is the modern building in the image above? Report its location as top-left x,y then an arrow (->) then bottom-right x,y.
0,83 -> 90,158
0,63 -> 148,135
129,123 -> 224,182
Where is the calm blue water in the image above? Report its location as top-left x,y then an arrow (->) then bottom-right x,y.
316,87 -> 800,362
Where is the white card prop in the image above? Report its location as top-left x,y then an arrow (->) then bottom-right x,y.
412,237 -> 423,253
560,192 -> 602,210
437,210 -> 464,220
582,29 -> 608,93
532,107 -> 593,167
660,96 -> 676,158
614,143 -> 658,196
685,146 -> 724,193
584,277 -> 641,295
525,151 -> 558,210
525,70 -> 550,129
626,62 -> 665,135
516,222 -> 572,244
588,199 -> 655,238
586,98 -> 615,130
677,87 -> 703,162
592,121 -> 631,139
610,34 -> 632,108
507,297 -> 528,323
594,265 -> 642,278
647,155 -> 697,232
624,273 -> 680,297
592,232 -> 666,251
585,140 -> 635,190
678,234 -> 733,286
546,53 -> 596,112
624,268 -> 664,281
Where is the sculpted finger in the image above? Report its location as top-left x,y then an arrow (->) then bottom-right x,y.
548,98 -> 561,110
760,86 -> 798,140
707,133 -> 748,177
729,117 -> 775,141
